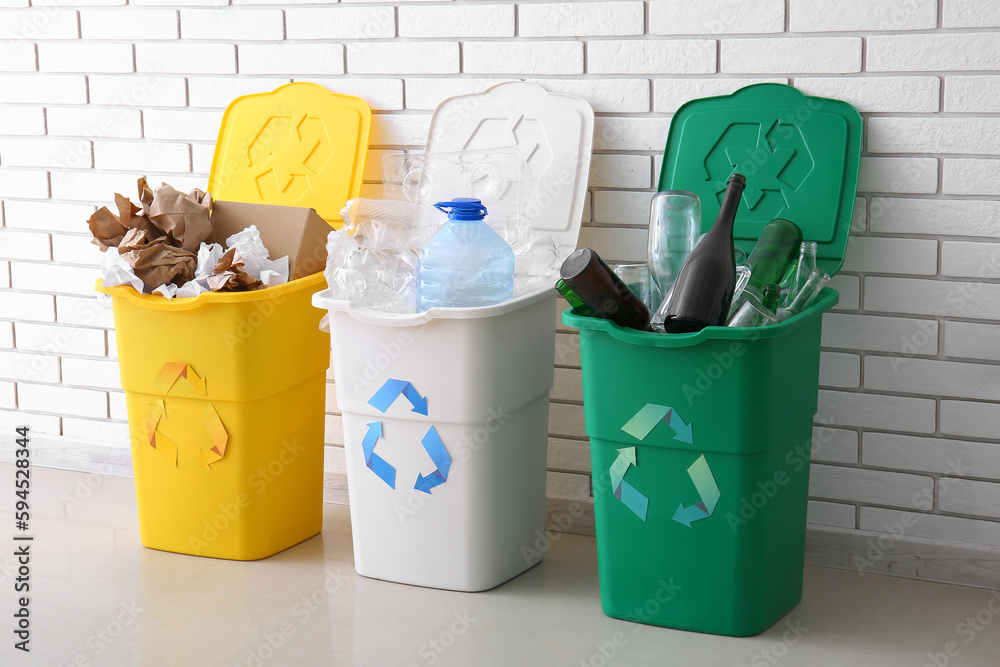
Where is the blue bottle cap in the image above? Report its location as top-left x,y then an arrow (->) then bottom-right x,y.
434,198 -> 488,221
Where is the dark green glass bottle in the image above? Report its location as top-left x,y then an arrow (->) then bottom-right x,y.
661,173 -> 745,333
741,218 -> 803,306
555,278 -> 596,316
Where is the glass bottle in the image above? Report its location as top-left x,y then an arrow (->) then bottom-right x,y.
728,283 -> 780,328
555,278 -> 596,317
659,173 -> 746,333
647,191 -> 701,297
731,218 -> 803,316
613,262 -> 660,311
777,268 -> 831,322
783,241 -> 817,307
559,248 -> 652,331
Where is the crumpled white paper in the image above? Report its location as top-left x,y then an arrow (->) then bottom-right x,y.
153,283 -> 178,299
195,242 -> 224,281
260,256 -> 289,289
100,247 -> 144,293
175,280 -> 209,299
226,225 -> 289,287
101,223 -> 294,298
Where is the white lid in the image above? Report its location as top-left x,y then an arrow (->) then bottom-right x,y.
312,284 -> 555,327
426,81 -> 594,257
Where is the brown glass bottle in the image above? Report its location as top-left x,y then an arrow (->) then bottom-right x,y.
559,248 -> 652,331
661,173 -> 746,333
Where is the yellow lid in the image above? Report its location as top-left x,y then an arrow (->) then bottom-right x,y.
208,82 -> 371,229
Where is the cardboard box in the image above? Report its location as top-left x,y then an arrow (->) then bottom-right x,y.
208,200 -> 331,282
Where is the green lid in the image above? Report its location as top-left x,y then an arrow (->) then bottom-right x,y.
657,84 -> 862,276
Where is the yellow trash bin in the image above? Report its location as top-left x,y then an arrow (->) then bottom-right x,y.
98,83 -> 370,560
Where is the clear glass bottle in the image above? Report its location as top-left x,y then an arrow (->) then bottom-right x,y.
783,241 -> 817,307
728,284 -> 780,328
613,262 -> 660,311
777,268 -> 831,322
647,191 -> 701,297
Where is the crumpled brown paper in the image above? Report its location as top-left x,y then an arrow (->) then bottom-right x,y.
87,178 -> 213,291
121,237 -> 197,288
147,184 -> 212,252
115,192 -> 150,233
119,227 -> 158,253
88,206 -> 128,251
89,178 -> 277,294
138,177 -> 155,216
207,248 -> 263,292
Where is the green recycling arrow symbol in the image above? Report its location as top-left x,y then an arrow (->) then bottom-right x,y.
616,404 -> 721,527
621,404 -> 693,444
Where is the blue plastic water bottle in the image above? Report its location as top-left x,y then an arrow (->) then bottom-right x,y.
417,198 -> 515,310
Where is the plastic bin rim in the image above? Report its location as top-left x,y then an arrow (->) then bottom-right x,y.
562,287 -> 839,347
95,272 -> 325,311
312,285 -> 556,327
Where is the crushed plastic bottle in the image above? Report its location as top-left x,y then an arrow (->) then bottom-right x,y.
340,198 -> 447,250
325,232 -> 419,314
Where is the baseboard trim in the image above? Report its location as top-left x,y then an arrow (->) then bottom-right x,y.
0,435 -> 134,478
804,525 -> 1000,590
11,437 -> 999,590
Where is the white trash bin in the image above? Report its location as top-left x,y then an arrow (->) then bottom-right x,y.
314,81 -> 593,591
313,290 -> 561,591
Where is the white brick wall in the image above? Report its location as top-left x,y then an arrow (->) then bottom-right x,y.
650,0 -> 784,34
519,2 -> 643,38
720,38 -> 862,74
2,0 -> 1000,561
400,4 -> 514,39
789,0 -> 938,32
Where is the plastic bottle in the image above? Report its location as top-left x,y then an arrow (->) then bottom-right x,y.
660,173 -> 746,333
416,198 -> 514,310
340,198 -> 447,249
559,248 -> 652,331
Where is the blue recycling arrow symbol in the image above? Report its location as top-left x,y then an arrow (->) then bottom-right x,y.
364,379 -> 450,494
362,421 -> 395,489
367,378 -> 428,415
415,426 -> 451,494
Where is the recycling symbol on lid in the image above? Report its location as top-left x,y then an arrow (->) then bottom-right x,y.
705,120 -> 814,220
247,113 -> 333,204
362,379 -> 452,494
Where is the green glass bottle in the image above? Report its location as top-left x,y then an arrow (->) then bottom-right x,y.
731,218 -> 802,315
559,248 -> 652,331
555,278 -> 596,317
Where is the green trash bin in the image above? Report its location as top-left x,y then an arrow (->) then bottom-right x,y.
564,84 -> 862,637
